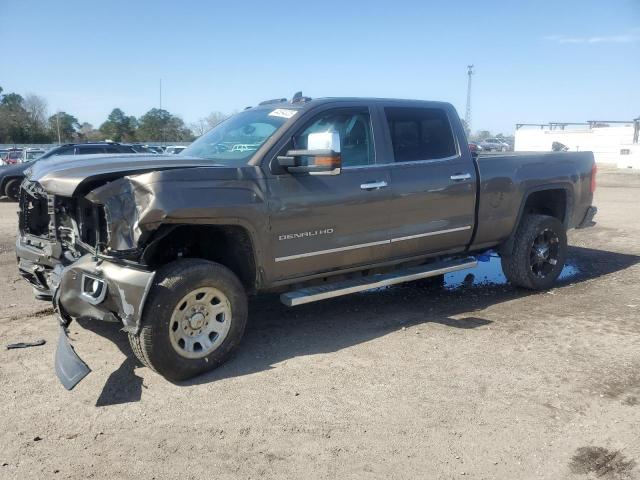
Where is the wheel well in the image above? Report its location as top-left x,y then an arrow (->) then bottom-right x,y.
498,188 -> 568,256
142,225 -> 257,291
521,189 -> 567,224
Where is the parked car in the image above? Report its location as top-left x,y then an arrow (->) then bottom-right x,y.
3,148 -> 23,165
0,142 -> 137,201
480,138 -> 510,152
145,145 -> 166,154
15,96 -> 597,389
22,148 -> 46,163
127,144 -> 158,154
165,145 -> 187,154
468,142 -> 482,155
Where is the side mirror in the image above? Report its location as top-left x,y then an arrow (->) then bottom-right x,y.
277,132 -> 341,176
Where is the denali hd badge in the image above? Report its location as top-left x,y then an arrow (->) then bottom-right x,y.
278,228 -> 334,241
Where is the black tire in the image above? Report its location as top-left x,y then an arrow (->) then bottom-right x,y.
4,178 -> 21,201
501,214 -> 567,290
129,259 -> 248,381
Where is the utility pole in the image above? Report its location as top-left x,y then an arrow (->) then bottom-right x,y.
465,65 -> 474,134
56,111 -> 61,144
159,78 -> 164,145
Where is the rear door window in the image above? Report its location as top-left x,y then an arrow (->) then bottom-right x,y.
385,107 -> 457,162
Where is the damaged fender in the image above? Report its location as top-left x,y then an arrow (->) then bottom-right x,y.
85,176 -> 155,253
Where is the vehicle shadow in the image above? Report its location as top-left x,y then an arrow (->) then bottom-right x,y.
85,245 -> 640,404
76,318 -> 145,407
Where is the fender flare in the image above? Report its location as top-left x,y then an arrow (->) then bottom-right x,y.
499,183 -> 573,255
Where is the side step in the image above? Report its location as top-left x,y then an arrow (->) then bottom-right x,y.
280,256 -> 478,306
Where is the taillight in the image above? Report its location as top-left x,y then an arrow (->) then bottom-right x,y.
590,163 -> 597,193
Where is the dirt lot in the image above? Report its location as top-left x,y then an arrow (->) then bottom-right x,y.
0,165 -> 639,479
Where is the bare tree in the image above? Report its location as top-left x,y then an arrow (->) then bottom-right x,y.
205,111 -> 228,129
190,118 -> 209,137
23,93 -> 48,131
190,111 -> 230,137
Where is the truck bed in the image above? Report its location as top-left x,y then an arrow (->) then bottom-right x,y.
471,151 -> 595,251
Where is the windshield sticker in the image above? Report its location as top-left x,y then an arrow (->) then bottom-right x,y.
269,108 -> 298,119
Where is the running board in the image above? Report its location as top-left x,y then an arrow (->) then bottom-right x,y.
280,256 -> 478,306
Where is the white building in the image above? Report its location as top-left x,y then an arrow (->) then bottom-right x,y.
514,120 -> 640,169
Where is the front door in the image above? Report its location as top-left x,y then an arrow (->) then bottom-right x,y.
266,106 -> 392,282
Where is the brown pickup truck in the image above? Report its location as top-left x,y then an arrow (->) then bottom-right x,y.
16,96 -> 597,388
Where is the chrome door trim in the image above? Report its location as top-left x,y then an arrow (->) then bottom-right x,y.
275,225 -> 472,262
275,239 -> 389,262
390,225 -> 472,243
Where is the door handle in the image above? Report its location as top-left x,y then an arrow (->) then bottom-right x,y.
450,173 -> 472,181
360,181 -> 388,190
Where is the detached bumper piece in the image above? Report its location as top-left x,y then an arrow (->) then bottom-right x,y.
577,206 -> 598,229
55,327 -> 90,390
57,254 -> 155,332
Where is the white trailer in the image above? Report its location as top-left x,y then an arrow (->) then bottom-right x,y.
514,120 -> 640,169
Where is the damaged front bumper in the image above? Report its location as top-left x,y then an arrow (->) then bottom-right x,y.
17,234 -> 156,333
54,254 -> 155,333
50,255 -> 155,389
55,326 -> 91,390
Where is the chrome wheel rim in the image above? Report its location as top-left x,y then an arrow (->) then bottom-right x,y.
529,228 -> 560,278
168,286 -> 232,359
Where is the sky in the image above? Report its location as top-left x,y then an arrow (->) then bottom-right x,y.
1,0 -> 639,134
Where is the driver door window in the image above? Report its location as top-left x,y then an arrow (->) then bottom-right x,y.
294,109 -> 374,167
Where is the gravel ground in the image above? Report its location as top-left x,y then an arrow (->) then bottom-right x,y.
0,165 -> 639,480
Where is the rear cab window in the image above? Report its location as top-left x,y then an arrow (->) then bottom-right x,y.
384,107 -> 457,162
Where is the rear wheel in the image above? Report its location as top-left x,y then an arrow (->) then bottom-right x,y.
4,178 -> 20,201
129,259 -> 247,381
500,214 -> 567,290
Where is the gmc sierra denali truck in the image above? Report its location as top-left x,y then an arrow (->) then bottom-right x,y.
15,96 -> 597,388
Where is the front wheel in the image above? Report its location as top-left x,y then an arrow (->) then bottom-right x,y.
500,214 -> 567,290
4,178 -> 21,201
129,259 -> 248,381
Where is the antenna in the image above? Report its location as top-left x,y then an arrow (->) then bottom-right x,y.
465,65 -> 474,133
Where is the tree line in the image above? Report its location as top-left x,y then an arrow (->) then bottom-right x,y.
0,85 -> 229,144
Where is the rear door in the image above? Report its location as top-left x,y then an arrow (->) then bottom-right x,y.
265,104 -> 392,282
378,103 -> 477,259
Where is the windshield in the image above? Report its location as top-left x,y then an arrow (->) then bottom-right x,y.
182,108 -> 295,164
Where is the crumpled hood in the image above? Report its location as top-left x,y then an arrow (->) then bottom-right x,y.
27,153 -> 219,196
